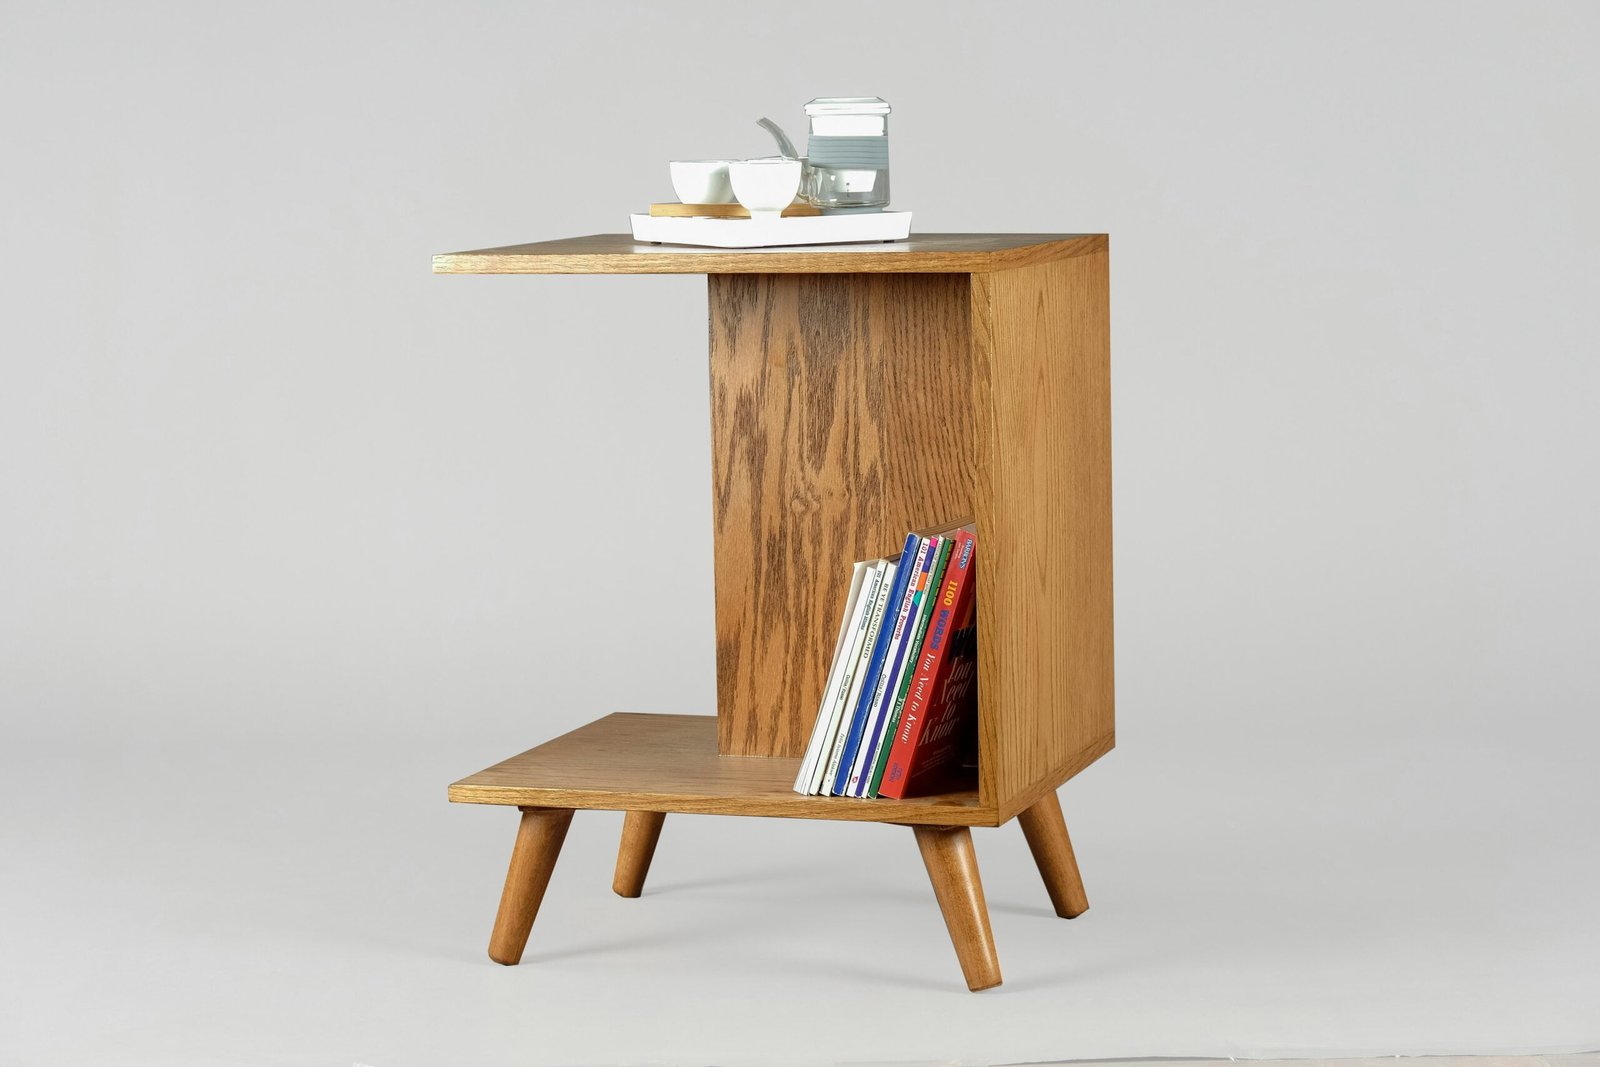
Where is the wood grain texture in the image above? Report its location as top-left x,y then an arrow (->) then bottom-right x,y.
433,233 -> 1106,275
449,713 -> 996,826
708,273 -> 976,758
914,825 -> 1002,991
971,249 -> 1115,813
994,732 -> 1115,826
612,811 -> 666,898
487,807 -> 573,965
1015,790 -> 1090,918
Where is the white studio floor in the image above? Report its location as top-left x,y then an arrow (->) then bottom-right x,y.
2,728 -> 1597,1067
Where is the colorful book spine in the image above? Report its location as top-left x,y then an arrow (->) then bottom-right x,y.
848,535 -> 937,796
793,560 -> 871,793
821,557 -> 897,795
867,534 -> 953,796
829,533 -> 919,795
879,528 -> 978,800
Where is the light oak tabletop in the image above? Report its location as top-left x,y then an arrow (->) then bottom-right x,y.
433,232 -> 1107,275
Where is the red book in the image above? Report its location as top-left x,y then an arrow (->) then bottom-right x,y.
878,527 -> 978,799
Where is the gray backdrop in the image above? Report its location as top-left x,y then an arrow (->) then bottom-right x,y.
3,2 -> 1597,1065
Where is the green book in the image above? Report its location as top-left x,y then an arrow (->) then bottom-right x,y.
867,535 -> 955,797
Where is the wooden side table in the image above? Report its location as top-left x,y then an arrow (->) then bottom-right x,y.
436,233 -> 1113,991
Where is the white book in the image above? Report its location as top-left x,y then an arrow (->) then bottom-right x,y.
846,537 -> 931,796
805,561 -> 886,794
793,560 -> 871,793
818,560 -> 896,795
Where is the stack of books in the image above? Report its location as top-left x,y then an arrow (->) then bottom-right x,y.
793,520 -> 979,799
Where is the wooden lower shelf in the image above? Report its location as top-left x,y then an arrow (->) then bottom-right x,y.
448,712 -> 995,826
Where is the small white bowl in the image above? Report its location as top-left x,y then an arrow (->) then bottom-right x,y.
728,158 -> 803,221
670,159 -> 735,205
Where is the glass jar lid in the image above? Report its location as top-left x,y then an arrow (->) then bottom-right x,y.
804,97 -> 891,116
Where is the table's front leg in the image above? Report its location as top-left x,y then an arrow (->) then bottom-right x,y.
487,806 -> 574,965
913,824 -> 1002,991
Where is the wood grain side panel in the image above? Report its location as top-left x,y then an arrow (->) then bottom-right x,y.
708,274 -> 976,757
971,251 -> 1114,811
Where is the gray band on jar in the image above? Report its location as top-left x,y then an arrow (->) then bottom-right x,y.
805,136 -> 890,168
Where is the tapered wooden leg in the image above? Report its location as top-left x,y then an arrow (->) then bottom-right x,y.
913,825 -> 1002,991
487,807 -> 574,965
612,810 -> 666,898
1016,790 -> 1089,918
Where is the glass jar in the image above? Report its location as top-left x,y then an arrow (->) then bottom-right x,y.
801,97 -> 891,210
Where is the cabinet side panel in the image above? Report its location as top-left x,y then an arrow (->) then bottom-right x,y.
709,273 -> 976,757
971,252 -> 1113,813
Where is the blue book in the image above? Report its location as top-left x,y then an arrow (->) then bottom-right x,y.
849,535 -> 936,796
831,532 -> 920,795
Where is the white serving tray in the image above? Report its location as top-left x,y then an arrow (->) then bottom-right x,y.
629,210 -> 912,249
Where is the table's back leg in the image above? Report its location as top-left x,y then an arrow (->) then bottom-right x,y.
487,807 -> 574,965
1016,789 -> 1089,918
913,824 -> 1002,991
612,811 -> 666,898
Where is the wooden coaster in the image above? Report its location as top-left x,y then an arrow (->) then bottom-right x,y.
649,202 -> 822,218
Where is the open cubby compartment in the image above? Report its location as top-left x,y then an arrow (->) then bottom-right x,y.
707,256 -> 1113,825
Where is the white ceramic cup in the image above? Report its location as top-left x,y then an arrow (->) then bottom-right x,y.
728,158 -> 803,221
669,160 -> 735,205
